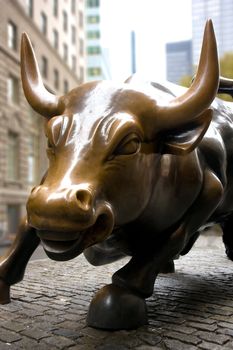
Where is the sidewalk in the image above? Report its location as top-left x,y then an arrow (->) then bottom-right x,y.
1,233 -> 233,349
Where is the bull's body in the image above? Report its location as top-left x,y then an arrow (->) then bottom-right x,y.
147,85 -> 233,226
83,86 -> 232,266
201,99 -> 233,218
1,20 -> 233,330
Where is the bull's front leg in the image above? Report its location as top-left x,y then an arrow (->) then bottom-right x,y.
87,170 -> 223,330
0,217 -> 40,304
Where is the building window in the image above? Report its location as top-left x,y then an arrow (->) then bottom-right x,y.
7,131 -> 19,181
71,0 -> 76,14
79,66 -> 84,83
7,75 -> 19,104
26,0 -> 33,17
8,21 -> 17,51
28,135 -> 38,184
87,46 -> 101,55
79,11 -> 83,28
63,10 -> 68,32
41,56 -> 48,78
88,67 -> 101,76
71,25 -> 76,44
53,29 -> 59,50
64,80 -> 69,94
79,38 -> 84,56
87,0 -> 100,7
40,12 -> 47,35
72,56 -> 76,72
87,15 -> 100,24
53,0 -> 58,17
7,205 -> 20,235
54,69 -> 59,90
63,43 -> 68,62
87,30 -> 100,39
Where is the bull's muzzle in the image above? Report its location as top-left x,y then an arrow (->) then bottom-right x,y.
26,185 -> 114,261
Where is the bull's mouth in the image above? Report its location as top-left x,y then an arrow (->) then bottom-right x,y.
37,213 -> 114,261
41,237 -> 83,253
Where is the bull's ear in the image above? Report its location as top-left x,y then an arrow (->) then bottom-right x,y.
161,109 -> 212,155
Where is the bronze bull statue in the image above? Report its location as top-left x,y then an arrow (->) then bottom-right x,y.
0,20 -> 233,329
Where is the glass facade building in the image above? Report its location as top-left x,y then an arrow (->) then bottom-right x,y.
166,40 -> 193,84
192,0 -> 233,64
86,0 -> 111,81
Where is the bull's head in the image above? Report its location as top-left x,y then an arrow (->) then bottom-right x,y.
22,20 -> 219,261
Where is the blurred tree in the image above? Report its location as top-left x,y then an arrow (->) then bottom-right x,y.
220,52 -> 233,78
218,52 -> 233,101
180,74 -> 192,88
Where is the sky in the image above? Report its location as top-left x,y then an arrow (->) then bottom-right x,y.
100,0 -> 192,82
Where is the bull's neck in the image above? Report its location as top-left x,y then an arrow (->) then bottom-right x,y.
135,150 -> 203,234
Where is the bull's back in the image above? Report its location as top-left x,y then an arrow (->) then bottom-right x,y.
202,99 -> 233,218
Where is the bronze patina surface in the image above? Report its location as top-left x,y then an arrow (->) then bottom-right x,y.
0,20 -> 233,329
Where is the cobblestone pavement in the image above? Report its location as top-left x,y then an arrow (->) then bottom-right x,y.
1,234 -> 233,349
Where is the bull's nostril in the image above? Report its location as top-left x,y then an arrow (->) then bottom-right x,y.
31,186 -> 36,193
76,189 -> 92,211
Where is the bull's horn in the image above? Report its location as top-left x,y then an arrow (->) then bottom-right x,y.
158,20 -> 219,130
21,33 -> 65,118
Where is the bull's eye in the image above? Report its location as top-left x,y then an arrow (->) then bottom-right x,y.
114,134 -> 141,156
47,139 -> 53,149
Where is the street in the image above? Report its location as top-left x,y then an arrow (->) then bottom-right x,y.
1,232 -> 233,349
0,244 -> 47,261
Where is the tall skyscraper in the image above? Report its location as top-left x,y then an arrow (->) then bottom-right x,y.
0,0 -> 85,242
166,40 -> 193,84
192,0 -> 233,64
131,31 -> 136,74
86,0 -> 111,81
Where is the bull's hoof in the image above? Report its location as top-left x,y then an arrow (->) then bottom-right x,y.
160,260 -> 175,274
0,279 -> 10,304
87,283 -> 148,330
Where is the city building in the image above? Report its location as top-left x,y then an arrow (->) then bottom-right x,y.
86,0 -> 111,81
0,0 -> 85,241
192,0 -> 233,64
131,31 -> 136,74
166,40 -> 193,84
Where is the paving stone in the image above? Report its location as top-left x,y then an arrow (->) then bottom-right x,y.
137,332 -> 162,346
195,330 -> 231,344
0,329 -> 22,343
43,335 -> 76,348
217,328 -> 233,336
99,334 -> 142,348
0,341 -> 19,350
96,345 -> 129,350
163,338 -> 197,350
224,341 -> 233,348
187,321 -> 218,331
20,327 -> 50,341
198,341 -> 232,350
185,315 -> 216,324
13,338 -> 48,350
69,346 -> 95,350
53,328 -> 81,340
218,321 -> 233,330
2,321 -> 26,333
165,330 -> 201,345
161,324 -> 196,334
135,346 -> 163,350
